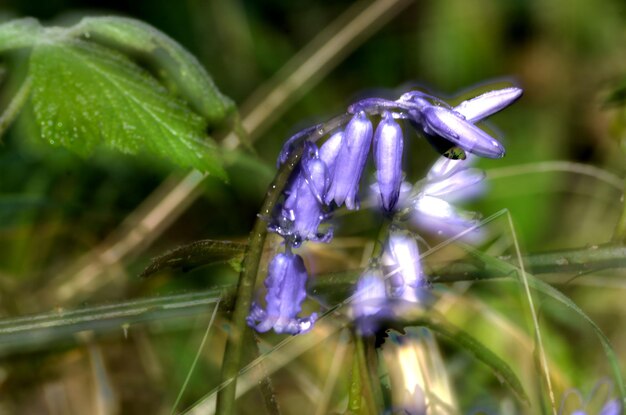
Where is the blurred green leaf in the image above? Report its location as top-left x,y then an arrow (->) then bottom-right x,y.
0,18 -> 41,52
527,276 -> 626,409
140,239 -> 246,278
606,79 -> 626,107
469,249 -> 626,407
29,37 -> 226,176
70,16 -> 235,123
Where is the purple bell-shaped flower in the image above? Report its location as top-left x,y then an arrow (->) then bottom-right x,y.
352,269 -> 389,335
374,111 -> 404,212
325,111 -> 373,210
269,146 -> 332,246
247,252 -> 317,335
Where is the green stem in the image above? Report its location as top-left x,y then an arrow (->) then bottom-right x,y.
1,244 -> 625,357
215,148 -> 303,415
354,334 -> 384,415
613,179 -> 626,242
0,75 -> 32,141
309,243 -> 626,291
347,341 -> 363,414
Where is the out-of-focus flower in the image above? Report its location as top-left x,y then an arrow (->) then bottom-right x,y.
374,111 -> 404,212
325,111 -> 373,209
247,252 -> 317,335
352,269 -> 389,335
408,155 -> 486,242
383,231 -> 427,303
382,329 -> 457,415
559,379 -> 622,415
352,231 -> 429,335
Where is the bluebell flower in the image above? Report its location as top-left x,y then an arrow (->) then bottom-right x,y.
352,232 -> 429,335
269,145 -> 332,247
398,87 -> 522,158
383,231 -> 427,303
422,156 -> 485,202
325,111 -> 373,209
247,252 -> 317,335
352,269 -> 389,335
409,155 -> 486,242
255,84 -> 522,336
374,111 -> 404,212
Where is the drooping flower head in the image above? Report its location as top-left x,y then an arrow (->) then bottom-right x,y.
247,252 -> 317,335
253,84 -> 522,336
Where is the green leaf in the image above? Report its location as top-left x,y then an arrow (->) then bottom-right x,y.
69,16 -> 235,123
526,276 -> 626,409
140,239 -> 246,277
470,249 -> 626,408
0,18 -> 42,52
29,37 -> 226,176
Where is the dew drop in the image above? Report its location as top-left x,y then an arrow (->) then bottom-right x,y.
555,257 -> 569,266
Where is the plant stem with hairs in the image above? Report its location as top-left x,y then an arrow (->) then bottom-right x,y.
215,148 -> 303,415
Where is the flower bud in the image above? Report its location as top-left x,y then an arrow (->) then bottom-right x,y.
374,111 -> 404,212
325,111 -> 373,209
453,87 -> 523,123
422,106 -> 506,158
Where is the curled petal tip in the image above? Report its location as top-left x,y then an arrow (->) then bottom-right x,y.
454,86 -> 523,123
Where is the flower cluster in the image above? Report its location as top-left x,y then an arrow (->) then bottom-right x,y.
247,85 -> 522,335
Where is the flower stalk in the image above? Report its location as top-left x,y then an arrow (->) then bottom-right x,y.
216,148 -> 304,415
612,179 -> 626,243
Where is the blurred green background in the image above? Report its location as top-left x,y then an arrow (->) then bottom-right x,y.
0,0 -> 625,414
